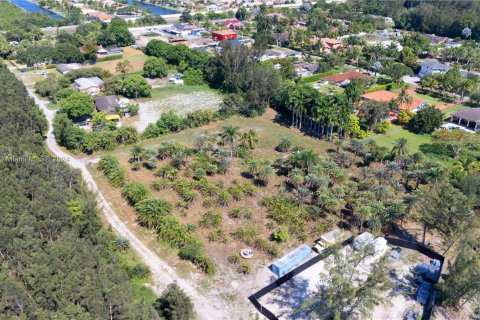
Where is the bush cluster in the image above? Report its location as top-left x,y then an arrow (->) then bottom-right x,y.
98,155 -> 126,187
143,110 -> 219,139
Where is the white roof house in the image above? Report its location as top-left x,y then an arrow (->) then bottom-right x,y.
418,60 -> 450,78
57,63 -> 83,75
74,77 -> 104,93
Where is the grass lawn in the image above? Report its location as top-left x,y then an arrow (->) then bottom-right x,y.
316,83 -> 344,94
87,47 -> 148,75
372,125 -> 433,154
411,92 -> 444,106
442,104 -> 470,119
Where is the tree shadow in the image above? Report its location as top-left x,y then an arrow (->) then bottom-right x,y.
264,276 -> 312,319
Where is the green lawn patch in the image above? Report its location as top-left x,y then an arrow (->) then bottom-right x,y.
442,104 -> 470,119
372,125 -> 433,153
412,92 -> 444,106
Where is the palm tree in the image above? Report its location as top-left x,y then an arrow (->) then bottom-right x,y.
276,138 -> 292,152
395,86 -> 413,109
368,215 -> 382,233
171,151 -> 188,169
241,129 -> 259,149
131,144 -> 145,162
349,139 -> 365,156
244,158 -> 260,177
391,138 -> 409,158
355,205 -> 372,232
258,164 -> 274,186
220,125 -> 240,158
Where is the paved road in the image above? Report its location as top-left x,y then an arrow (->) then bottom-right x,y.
25,87 -> 229,320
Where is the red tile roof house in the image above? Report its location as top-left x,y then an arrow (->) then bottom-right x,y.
211,30 -> 238,41
319,37 -> 343,53
362,90 -> 428,120
321,71 -> 369,86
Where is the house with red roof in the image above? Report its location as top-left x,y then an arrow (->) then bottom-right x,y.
362,90 -> 428,112
211,30 -> 238,41
320,37 -> 343,53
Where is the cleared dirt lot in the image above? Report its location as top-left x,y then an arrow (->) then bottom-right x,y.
87,47 -> 148,75
133,85 -> 222,132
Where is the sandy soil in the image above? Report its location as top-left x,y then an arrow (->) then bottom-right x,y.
133,90 -> 222,132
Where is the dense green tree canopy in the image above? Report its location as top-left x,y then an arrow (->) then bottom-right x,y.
58,92 -> 95,120
408,106 -> 443,134
143,56 -> 169,78
0,63 -> 159,319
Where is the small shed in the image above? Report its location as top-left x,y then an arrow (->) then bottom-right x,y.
270,244 -> 311,277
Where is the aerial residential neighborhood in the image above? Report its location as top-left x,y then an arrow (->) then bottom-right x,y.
1,0 -> 480,320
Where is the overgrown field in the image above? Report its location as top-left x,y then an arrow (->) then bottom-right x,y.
91,109 -> 445,277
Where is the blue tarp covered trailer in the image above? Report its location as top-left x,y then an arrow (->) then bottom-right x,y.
270,244 -> 312,277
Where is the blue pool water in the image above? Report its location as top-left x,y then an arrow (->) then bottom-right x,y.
9,0 -> 63,19
126,0 -> 178,15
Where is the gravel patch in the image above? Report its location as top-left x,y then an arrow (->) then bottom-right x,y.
133,91 -> 222,132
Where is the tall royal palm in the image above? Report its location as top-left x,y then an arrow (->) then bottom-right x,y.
221,125 -> 240,158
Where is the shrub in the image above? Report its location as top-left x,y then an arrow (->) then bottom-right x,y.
272,226 -> 289,243
254,238 -> 279,257
199,211 -> 222,228
173,180 -> 197,203
154,283 -> 195,320
185,110 -> 218,128
228,253 -> 241,264
237,263 -> 251,275
157,215 -> 198,248
239,181 -> 256,197
419,143 -> 454,158
202,198 -> 215,208
134,198 -> 173,228
397,110 -> 414,126
233,226 -> 258,245
208,228 -> 227,243
182,68 -> 205,86
374,120 -> 392,134
227,184 -> 244,201
179,243 -> 216,275
157,141 -> 189,159
155,164 -> 179,180
131,161 -> 141,171
218,191 -> 233,206
121,183 -> 150,205
126,263 -> 151,279
276,138 -> 292,152
229,207 -> 241,219
98,155 -> 125,187
151,179 -> 170,191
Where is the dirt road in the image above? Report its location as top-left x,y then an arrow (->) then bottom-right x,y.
24,87 -> 231,320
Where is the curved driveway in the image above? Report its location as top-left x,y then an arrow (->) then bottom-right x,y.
26,88 -> 228,320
